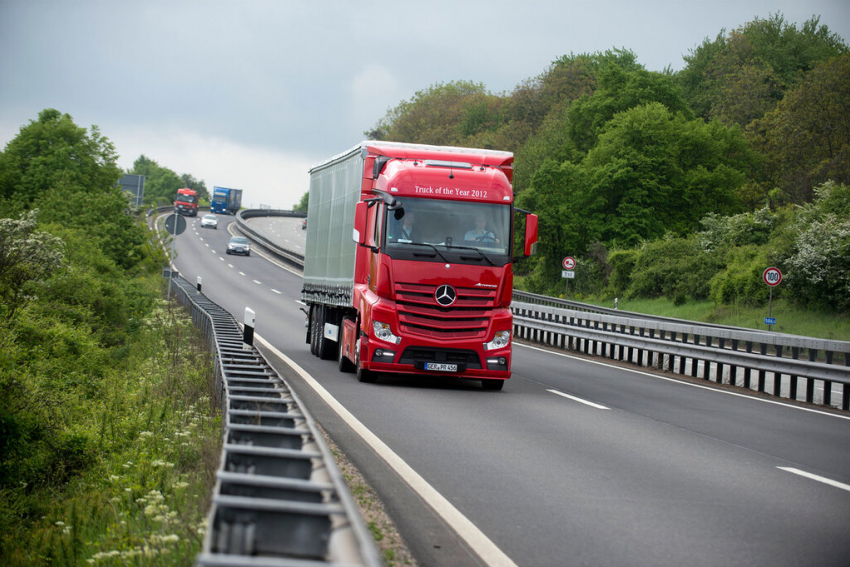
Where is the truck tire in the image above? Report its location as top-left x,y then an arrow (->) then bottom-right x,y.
355,337 -> 376,383
309,307 -> 319,356
317,307 -> 337,361
338,317 -> 355,373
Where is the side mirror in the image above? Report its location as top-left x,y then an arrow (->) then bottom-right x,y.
353,201 -> 367,245
524,213 -> 538,256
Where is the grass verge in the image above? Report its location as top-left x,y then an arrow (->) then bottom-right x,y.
0,298 -> 222,566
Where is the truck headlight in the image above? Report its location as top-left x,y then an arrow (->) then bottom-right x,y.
373,321 -> 401,344
484,330 -> 511,351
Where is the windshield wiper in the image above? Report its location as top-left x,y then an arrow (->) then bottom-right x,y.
406,242 -> 450,263
446,244 -> 495,266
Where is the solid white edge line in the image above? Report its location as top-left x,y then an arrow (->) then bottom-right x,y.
516,343 -> 850,421
777,467 -> 850,493
547,389 -> 610,410
255,333 -> 519,567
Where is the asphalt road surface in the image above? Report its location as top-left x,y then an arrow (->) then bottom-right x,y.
168,214 -> 850,567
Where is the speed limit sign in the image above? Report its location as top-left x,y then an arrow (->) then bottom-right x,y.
562,256 -> 576,270
763,267 -> 782,287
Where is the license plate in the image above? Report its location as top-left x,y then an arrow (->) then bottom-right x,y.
425,362 -> 457,372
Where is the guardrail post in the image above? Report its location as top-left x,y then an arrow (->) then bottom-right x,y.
806,349 -> 817,403
790,347 -> 799,400
243,307 -> 255,349
744,342 -> 753,389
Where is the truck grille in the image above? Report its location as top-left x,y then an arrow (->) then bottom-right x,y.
395,282 -> 496,339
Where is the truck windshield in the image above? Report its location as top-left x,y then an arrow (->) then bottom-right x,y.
177,194 -> 196,204
384,198 -> 510,265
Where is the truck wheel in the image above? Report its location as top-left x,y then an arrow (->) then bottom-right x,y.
338,318 -> 355,373
317,307 -> 338,361
309,308 -> 319,356
482,379 -> 505,391
355,338 -> 376,383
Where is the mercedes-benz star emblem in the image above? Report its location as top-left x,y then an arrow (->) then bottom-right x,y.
434,284 -> 457,307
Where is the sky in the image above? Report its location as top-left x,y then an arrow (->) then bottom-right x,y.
2,1 -> 849,210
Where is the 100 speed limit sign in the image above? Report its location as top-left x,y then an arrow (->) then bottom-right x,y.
763,267 -> 782,287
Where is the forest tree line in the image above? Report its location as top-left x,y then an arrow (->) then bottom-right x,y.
366,14 -> 850,311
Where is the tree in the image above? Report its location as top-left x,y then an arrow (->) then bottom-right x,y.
0,109 -> 121,209
677,14 -> 847,124
582,103 -> 750,246
746,53 -> 850,203
180,173 -> 210,202
293,191 -> 308,213
368,81 -> 500,146
129,155 -> 184,206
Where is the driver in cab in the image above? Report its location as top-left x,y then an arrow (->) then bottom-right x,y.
464,214 -> 499,244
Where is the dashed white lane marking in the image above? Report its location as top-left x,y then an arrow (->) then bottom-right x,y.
255,335 -> 520,567
239,271 -> 246,276
778,467 -> 850,493
548,389 -> 610,410
253,280 -> 262,285
271,289 -> 282,294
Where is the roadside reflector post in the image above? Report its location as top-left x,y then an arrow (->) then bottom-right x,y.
197,276 -> 202,293
243,307 -> 255,349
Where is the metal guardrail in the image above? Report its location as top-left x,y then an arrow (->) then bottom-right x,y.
235,210 -> 306,268
168,275 -> 383,567
231,211 -> 850,410
163,261 -> 382,565
512,301 -> 850,411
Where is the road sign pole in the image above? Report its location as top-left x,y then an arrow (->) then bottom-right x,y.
768,286 -> 773,331
168,229 -> 176,300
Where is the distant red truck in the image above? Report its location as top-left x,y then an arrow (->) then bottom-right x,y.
174,187 -> 198,216
302,141 -> 538,391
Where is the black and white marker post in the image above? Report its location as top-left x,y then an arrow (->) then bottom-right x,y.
197,276 -> 202,293
243,307 -> 255,350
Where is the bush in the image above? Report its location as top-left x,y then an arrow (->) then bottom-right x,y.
627,236 -> 721,301
709,245 -> 774,305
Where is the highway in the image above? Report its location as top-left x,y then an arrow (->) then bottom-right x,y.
170,214 -> 850,567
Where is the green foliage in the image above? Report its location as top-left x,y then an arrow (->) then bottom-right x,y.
627,236 -> 721,301
746,53 -> 850,203
0,109 -> 121,209
678,14 -> 847,124
293,190 -> 309,212
783,181 -> 850,309
608,248 -> 639,294
0,210 -> 66,321
129,155 -> 209,207
708,245 -> 773,305
566,64 -> 692,155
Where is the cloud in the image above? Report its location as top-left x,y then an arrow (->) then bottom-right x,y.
350,64 -> 402,135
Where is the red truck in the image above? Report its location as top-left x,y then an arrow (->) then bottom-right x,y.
174,187 -> 199,216
302,141 -> 537,390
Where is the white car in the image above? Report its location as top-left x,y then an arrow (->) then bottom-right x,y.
200,214 -> 218,229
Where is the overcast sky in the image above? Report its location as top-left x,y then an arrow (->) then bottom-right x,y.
2,0 -> 848,209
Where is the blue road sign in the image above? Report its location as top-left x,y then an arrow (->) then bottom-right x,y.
764,317 -> 776,325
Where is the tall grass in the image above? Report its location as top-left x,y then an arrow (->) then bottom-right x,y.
0,297 -> 222,566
